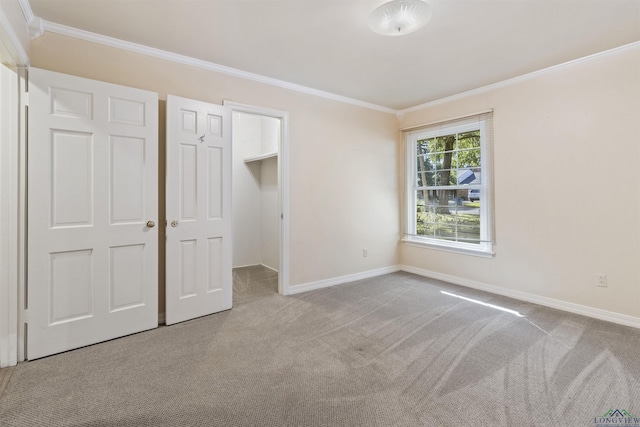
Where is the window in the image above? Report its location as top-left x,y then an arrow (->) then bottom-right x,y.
403,111 -> 494,257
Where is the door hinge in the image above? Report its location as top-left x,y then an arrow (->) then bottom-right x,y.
23,91 -> 28,106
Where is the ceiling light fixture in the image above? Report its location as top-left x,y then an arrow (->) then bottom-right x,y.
368,0 -> 432,36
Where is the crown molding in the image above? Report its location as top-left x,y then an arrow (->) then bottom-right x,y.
40,20 -> 397,115
16,0 -> 34,23
399,40 -> 640,115
31,13 -> 640,116
17,0 -> 42,40
0,2 -> 29,65
27,17 -> 42,39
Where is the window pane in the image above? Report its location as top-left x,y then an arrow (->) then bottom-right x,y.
457,224 -> 480,242
432,169 -> 458,187
428,190 -> 454,211
457,167 -> 481,185
416,154 -> 433,174
457,130 -> 480,150
456,148 -> 480,168
435,222 -> 457,239
427,138 -> 439,154
469,167 -> 482,185
414,189 -> 482,243
456,168 -> 473,185
419,221 -> 435,236
416,190 -> 426,210
416,171 -> 436,187
427,153 -> 443,170
416,190 -> 431,236
458,199 -> 480,242
440,150 -> 455,169
430,135 -> 455,154
416,139 -> 431,156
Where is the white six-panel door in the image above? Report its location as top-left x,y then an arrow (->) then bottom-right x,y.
27,68 -> 159,360
165,95 -> 232,325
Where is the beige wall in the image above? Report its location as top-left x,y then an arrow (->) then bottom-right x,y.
400,47 -> 640,318
30,33 -> 401,299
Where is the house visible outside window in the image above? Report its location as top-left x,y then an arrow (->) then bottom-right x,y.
403,111 -> 494,257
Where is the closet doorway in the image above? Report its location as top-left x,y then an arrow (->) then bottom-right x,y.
225,102 -> 289,295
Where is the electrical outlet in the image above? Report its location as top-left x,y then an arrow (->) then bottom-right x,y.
363,249 -> 368,257
596,274 -> 608,288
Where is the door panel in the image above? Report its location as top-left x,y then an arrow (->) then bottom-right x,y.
166,95 -> 232,325
180,144 -> 198,221
208,147 -> 223,219
49,249 -> 93,324
27,68 -> 159,360
109,244 -> 145,311
50,130 -> 93,227
109,136 -> 145,223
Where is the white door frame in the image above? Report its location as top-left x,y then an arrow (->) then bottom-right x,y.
223,101 -> 290,295
0,5 -> 29,365
0,64 -> 20,367
0,65 -> 26,366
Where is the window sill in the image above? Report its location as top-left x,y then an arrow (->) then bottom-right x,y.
402,237 -> 494,258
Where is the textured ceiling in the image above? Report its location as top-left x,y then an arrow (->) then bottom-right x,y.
28,0 -> 640,110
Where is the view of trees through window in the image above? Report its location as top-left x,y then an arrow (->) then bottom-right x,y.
415,129 -> 481,242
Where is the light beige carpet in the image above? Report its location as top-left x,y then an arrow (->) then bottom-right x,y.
1,266 -> 639,426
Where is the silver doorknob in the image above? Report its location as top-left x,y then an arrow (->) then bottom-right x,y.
170,220 -> 179,227
146,220 -> 155,228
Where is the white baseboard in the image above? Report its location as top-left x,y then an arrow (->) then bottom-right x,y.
260,263 -> 279,273
232,263 -> 279,273
287,265 -> 401,295
400,265 -> 640,329
232,263 -> 258,269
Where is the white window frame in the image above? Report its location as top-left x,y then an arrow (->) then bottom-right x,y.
403,114 -> 494,258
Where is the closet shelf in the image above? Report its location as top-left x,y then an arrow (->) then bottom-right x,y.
244,152 -> 278,164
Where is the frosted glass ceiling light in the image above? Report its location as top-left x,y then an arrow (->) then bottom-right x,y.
368,0 -> 432,36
